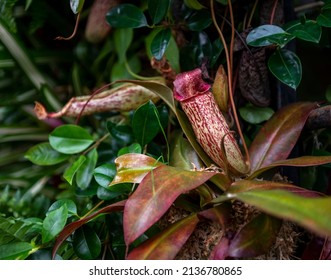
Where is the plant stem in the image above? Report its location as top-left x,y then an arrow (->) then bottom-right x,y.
210,0 -> 251,169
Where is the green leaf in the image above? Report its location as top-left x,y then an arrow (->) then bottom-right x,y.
25,142 -> 70,166
47,199 -> 77,218
63,155 -> 86,185
0,216 -> 42,245
114,28 -> 133,63
285,20 -> 322,43
118,143 -> 142,156
94,163 -> 116,188
148,0 -> 170,24
52,200 -> 126,258
268,48 -> 302,89
42,205 -> 68,243
70,0 -> 85,14
127,214 -> 199,259
151,28 -> 171,60
248,102 -> 317,172
317,9 -> 331,27
106,4 -> 148,28
76,149 -> 98,190
239,104 -> 274,124
111,153 -> 164,186
246,25 -> 294,47
169,130 -> 204,170
123,165 -> 216,245
49,125 -> 94,154
0,242 -> 33,260
186,10 -> 212,31
230,189 -> 331,237
73,225 -> 101,260
184,0 -> 206,9
107,121 -> 134,146
228,214 -> 282,258
132,101 -> 161,146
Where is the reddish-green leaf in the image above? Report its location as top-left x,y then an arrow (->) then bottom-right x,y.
249,155 -> 331,179
52,200 -> 126,259
228,179 -> 321,197
231,189 -> 331,237
127,214 -> 199,260
110,153 -> 164,186
123,165 -> 216,245
248,102 -> 317,172
198,204 -> 231,228
228,213 -> 282,258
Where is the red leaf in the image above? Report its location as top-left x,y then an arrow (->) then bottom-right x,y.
248,102 -> 317,172
209,237 -> 230,260
123,165 -> 216,246
248,155 -> 331,179
126,214 -> 199,260
52,200 -> 126,259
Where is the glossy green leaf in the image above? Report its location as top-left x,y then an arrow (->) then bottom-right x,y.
151,28 -> 171,60
184,0 -> 206,9
239,104 -> 274,124
114,28 -> 133,63
317,9 -> 331,27
70,0 -> 85,14
124,165 -> 216,245
127,214 -> 199,260
94,163 -> 116,188
246,25 -> 294,47
248,102 -> 317,172
0,242 -> 33,260
132,101 -> 161,146
187,10 -> 212,31
268,48 -> 302,89
228,214 -> 282,258
73,225 -> 101,260
107,122 -> 134,146
231,189 -> 331,237
110,153 -> 164,186
148,0 -> 170,24
106,4 -> 148,28
42,204 -> 68,243
49,125 -> 94,154
249,155 -> 331,179
118,143 -> 142,156
25,142 -> 70,166
76,149 -> 98,190
63,155 -> 86,185
285,20 -> 322,43
169,130 -> 204,170
47,199 -> 77,218
52,200 -> 126,259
